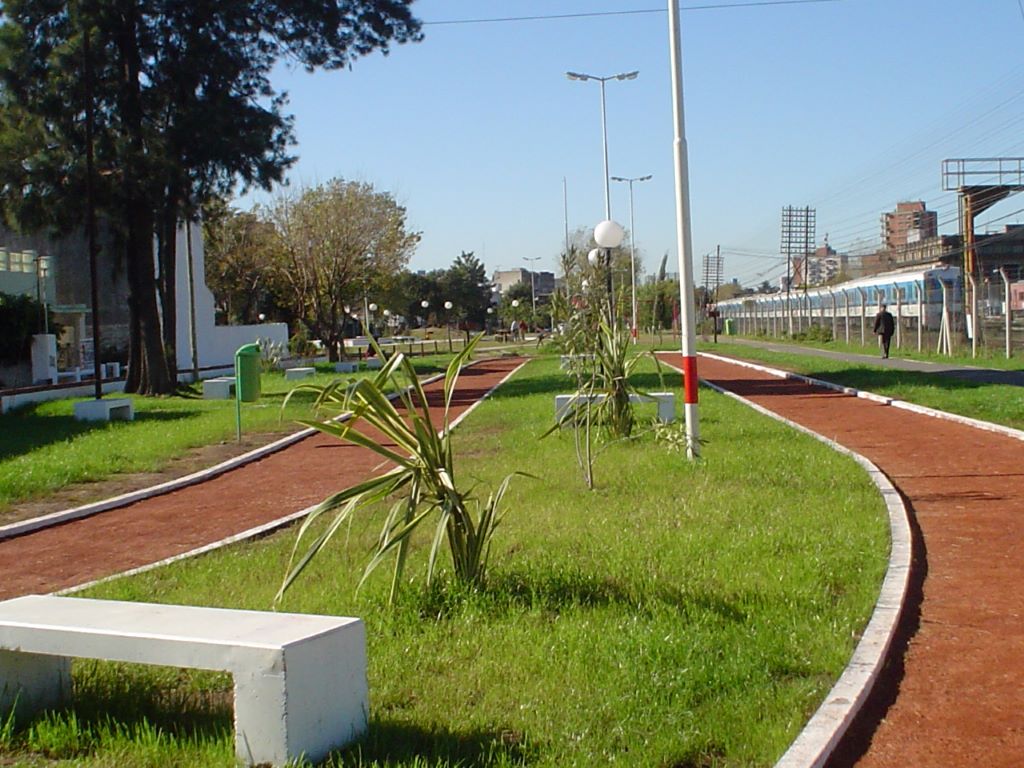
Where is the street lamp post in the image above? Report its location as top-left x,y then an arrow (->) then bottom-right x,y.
33,252 -> 50,334
566,70 -> 639,220
593,220 -> 625,324
523,255 -> 541,317
444,300 -> 453,352
612,174 -> 652,342
420,300 -> 429,330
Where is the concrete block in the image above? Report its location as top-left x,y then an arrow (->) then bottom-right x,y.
202,377 -> 235,399
334,362 -> 358,374
73,397 -> 134,422
285,367 -> 316,380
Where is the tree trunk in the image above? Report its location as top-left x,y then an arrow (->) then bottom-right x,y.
117,4 -> 174,395
158,187 -> 180,381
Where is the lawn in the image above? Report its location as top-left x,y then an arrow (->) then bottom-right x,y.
0,352 -> 516,517
0,356 -> 890,767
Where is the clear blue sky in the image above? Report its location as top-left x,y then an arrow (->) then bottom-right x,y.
239,0 -> 1024,288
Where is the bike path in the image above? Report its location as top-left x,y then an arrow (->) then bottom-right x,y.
678,351 -> 1024,768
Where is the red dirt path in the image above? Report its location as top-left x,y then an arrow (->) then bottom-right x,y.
0,356 -> 524,600
667,353 -> 1024,768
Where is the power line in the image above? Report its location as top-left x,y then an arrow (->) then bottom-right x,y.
423,0 -> 840,27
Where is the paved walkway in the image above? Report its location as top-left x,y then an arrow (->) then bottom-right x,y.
717,337 -> 1024,386
0,356 -> 524,599
671,351 -> 1024,768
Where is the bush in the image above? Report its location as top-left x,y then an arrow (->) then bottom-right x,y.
0,292 -> 45,363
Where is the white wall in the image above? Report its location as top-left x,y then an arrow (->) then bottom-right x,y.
173,224 -> 288,373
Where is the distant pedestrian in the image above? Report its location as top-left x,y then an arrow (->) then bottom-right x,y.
873,303 -> 895,358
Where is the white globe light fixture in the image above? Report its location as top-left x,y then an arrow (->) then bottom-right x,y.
383,308 -> 391,317
511,299 -> 520,308
594,219 -> 625,248
587,247 -> 601,266
421,300 -> 429,309
368,302 -> 378,312
581,279 -> 589,290
444,300 -> 453,310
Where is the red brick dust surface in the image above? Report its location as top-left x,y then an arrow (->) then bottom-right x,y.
0,356 -> 525,600
661,353 -> 1024,768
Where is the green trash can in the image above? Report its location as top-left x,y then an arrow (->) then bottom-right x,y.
723,318 -> 736,336
235,343 -> 262,402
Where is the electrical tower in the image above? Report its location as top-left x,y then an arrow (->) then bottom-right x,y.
702,247 -> 724,339
781,206 -> 816,335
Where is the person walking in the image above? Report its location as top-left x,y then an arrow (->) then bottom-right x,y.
873,303 -> 895,358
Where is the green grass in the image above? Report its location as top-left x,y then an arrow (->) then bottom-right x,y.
0,357 -> 891,767
701,340 -> 1024,431
0,355 -> 472,515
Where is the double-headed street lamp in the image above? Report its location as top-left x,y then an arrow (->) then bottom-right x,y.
566,70 -> 639,220
611,174 -> 651,342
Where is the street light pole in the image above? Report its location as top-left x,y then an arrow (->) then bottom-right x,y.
566,70 -> 639,221
523,256 -> 541,316
612,174 -> 651,342
667,0 -> 700,458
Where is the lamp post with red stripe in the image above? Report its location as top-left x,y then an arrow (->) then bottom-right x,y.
667,0 -> 700,458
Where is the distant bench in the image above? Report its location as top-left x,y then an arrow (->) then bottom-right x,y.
0,595 -> 367,767
554,391 -> 676,424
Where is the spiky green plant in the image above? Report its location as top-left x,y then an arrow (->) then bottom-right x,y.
276,334 -> 523,605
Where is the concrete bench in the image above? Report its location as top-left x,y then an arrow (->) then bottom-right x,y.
202,376 -> 235,399
363,358 -> 383,370
284,366 -> 316,380
559,354 -> 595,371
554,391 -> 676,424
334,361 -> 359,374
72,397 -> 134,422
0,595 -> 367,767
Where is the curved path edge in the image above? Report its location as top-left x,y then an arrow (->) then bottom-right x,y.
56,359 -> 529,597
0,363 -> 492,543
660,353 -> 912,768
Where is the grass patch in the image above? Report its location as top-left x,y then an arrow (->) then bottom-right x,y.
702,341 -> 1024,430
0,355 -> 467,515
0,357 -> 893,767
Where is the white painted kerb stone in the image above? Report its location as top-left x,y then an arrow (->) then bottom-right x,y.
0,595 -> 367,767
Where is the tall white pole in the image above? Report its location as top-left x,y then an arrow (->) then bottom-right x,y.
599,80 -> 611,221
668,0 -> 700,458
627,180 -> 638,341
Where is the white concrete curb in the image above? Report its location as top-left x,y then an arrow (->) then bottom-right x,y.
660,353 -> 912,768
57,358 -> 528,596
699,351 -> 1024,442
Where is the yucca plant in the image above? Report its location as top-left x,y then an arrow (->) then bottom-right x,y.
276,334 -> 522,605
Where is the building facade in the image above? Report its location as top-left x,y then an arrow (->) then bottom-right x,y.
882,201 -> 938,250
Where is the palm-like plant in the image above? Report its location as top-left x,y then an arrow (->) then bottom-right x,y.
276,334 -> 520,605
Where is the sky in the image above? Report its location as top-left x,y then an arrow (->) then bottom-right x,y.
238,0 -> 1024,288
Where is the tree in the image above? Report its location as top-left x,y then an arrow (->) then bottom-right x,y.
0,1 -> 421,394
269,179 -> 420,360
202,199 -> 284,325
441,251 -> 491,329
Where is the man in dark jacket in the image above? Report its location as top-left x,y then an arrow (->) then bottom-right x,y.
873,303 -> 895,358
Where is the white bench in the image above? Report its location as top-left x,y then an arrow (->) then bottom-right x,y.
284,366 -> 316,380
72,397 -> 134,422
554,391 -> 676,424
202,376 -> 235,399
0,595 -> 367,767
334,361 -> 359,374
